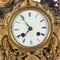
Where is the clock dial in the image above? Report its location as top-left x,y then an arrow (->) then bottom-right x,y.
11,10 -> 50,47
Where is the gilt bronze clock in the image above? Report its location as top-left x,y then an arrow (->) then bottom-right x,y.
0,0 -> 60,60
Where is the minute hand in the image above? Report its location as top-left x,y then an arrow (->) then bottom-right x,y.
20,15 -> 30,27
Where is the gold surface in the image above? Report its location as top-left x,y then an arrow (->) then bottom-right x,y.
0,0 -> 60,60
25,55 -> 40,60
9,6 -> 52,51
0,0 -> 13,7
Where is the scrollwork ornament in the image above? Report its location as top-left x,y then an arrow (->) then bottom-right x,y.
0,0 -> 60,60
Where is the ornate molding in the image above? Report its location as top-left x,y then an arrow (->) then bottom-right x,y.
0,33 -> 59,60
0,0 -> 13,7
0,0 -> 60,60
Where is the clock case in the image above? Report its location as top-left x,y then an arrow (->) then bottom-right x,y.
5,0 -> 52,51
0,0 -> 60,60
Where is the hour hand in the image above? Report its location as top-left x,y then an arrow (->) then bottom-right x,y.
21,27 -> 33,37
20,15 -> 30,27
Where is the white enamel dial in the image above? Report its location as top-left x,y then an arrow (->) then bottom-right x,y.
11,10 -> 49,47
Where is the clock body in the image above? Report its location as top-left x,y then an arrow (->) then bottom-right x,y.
0,0 -> 60,60
11,9 -> 49,47
8,5 -> 52,51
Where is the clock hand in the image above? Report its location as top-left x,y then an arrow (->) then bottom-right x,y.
21,27 -> 33,37
20,15 -> 33,37
20,15 -> 30,27
21,30 -> 29,37
25,27 -> 33,36
25,30 -> 29,35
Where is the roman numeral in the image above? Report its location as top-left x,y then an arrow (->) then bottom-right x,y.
42,27 -> 47,29
20,15 -> 24,20
29,12 -> 31,17
17,34 -> 20,38
30,40 -> 33,44
14,29 -> 19,31
40,33 -> 45,36
40,19 -> 44,22
16,21 -> 20,24
37,38 -> 40,41
22,39 -> 25,43
36,14 -> 38,18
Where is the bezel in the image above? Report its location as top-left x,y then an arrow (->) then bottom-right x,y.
5,0 -> 54,51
